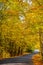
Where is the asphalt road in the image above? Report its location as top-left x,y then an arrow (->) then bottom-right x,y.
0,53 -> 37,65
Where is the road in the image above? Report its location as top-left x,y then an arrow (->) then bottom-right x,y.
0,53 -> 37,65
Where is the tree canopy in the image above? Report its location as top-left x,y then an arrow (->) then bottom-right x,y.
0,0 -> 43,58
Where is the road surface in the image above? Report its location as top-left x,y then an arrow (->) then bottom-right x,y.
0,53 -> 38,65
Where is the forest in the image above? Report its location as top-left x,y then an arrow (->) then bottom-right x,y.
0,0 -> 43,58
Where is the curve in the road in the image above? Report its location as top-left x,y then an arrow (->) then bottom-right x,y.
0,53 -> 37,64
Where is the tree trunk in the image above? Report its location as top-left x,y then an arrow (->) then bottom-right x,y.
39,28 -> 43,60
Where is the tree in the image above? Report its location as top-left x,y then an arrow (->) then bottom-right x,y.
0,0 -> 43,58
